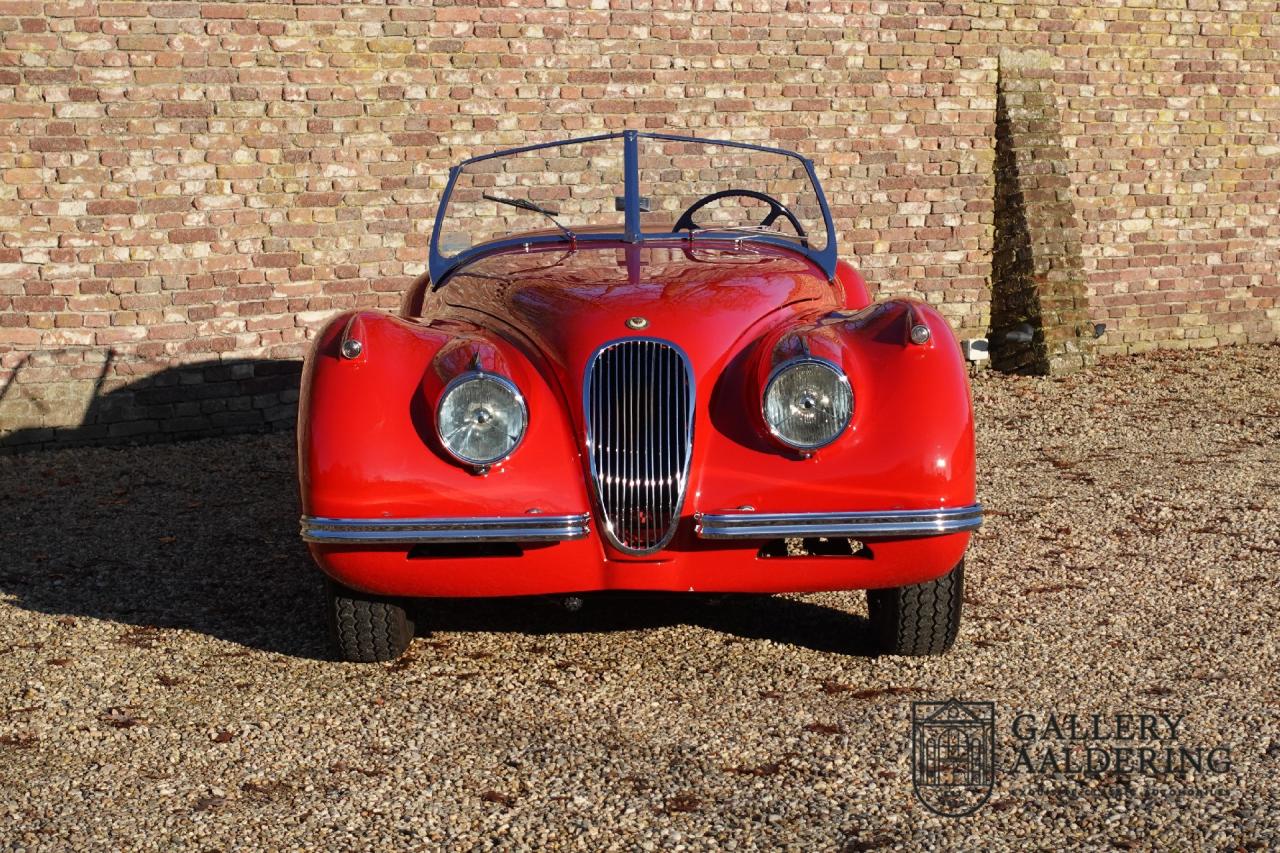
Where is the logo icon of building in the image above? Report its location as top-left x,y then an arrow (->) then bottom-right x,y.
911,699 -> 996,816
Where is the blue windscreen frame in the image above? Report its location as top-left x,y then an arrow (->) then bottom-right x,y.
427,130 -> 838,287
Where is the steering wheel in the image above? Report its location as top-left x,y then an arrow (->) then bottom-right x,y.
672,189 -> 808,243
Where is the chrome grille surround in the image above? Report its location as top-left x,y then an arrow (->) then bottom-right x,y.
583,338 -> 695,554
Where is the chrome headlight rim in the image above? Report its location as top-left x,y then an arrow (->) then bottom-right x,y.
761,356 -> 853,451
435,370 -> 528,467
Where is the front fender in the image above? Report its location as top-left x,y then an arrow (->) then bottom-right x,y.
297,310 -> 592,520
693,298 -> 976,514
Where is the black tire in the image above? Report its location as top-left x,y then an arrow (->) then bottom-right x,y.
866,560 -> 964,656
327,579 -> 414,662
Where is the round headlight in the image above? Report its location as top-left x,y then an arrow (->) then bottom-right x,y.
437,373 -> 527,466
762,358 -> 852,450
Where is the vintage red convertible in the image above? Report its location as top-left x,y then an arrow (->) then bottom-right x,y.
297,132 -> 981,661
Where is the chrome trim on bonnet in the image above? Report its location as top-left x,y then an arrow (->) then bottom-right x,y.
300,513 -> 590,544
694,504 -> 983,539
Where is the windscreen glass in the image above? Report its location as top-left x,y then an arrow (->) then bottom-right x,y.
434,134 -> 829,257
636,136 -> 828,252
436,140 -> 624,258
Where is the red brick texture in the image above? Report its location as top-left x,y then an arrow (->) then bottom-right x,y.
1,1 -> 1278,447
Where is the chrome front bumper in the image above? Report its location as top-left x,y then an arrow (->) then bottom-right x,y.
302,505 -> 980,545
300,513 -> 591,544
694,505 -> 983,540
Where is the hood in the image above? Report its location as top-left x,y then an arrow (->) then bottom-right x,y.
438,241 -> 835,391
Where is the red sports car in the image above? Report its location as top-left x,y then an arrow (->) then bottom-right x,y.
298,132 -> 981,662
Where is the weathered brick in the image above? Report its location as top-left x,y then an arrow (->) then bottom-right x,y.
85,199 -> 138,215
30,136 -> 86,152
169,227 -> 218,244
254,252 -> 301,268
161,102 -> 214,118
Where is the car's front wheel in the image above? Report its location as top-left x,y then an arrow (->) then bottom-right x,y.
326,579 -> 414,662
866,560 -> 964,656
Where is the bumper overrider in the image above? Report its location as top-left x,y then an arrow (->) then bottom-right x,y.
299,505 -> 982,545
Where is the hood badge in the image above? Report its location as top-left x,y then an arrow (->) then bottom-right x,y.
625,316 -> 649,330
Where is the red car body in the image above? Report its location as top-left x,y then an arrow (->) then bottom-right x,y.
297,132 -> 980,660
300,243 -> 976,595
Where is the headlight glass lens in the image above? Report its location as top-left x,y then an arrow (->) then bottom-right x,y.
763,359 -> 852,450
437,374 -> 527,465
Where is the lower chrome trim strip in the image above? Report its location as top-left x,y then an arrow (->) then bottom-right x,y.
300,513 -> 591,544
694,504 -> 983,540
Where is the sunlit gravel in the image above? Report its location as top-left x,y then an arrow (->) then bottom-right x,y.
2,343 -> 1278,850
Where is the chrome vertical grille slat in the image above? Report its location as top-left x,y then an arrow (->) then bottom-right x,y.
584,338 -> 694,554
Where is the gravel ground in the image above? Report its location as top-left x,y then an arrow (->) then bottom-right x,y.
2,343 -> 1278,851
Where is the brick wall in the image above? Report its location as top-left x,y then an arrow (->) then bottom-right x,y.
2,0 -> 1279,448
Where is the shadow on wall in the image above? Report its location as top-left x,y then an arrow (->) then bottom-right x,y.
0,356 -> 303,453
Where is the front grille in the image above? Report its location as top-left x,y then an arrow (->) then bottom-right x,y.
584,339 -> 694,553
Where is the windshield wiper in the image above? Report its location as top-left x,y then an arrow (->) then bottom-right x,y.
483,193 -> 576,245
